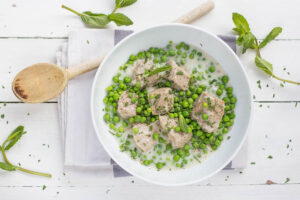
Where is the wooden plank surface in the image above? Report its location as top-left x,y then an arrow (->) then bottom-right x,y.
0,103 -> 299,187
1,184 -> 300,200
1,0 -> 300,39
0,38 -> 299,102
0,0 -> 300,198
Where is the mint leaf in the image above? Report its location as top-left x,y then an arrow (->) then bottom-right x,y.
116,0 -> 137,8
259,27 -> 282,49
179,114 -> 189,133
255,56 -> 273,76
148,65 -> 172,76
108,13 -> 133,26
81,12 -> 110,28
0,162 -> 16,171
241,32 -> 256,53
5,131 -> 26,150
232,12 -> 250,34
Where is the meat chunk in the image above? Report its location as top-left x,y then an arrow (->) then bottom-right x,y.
158,115 -> 192,149
148,88 -> 174,115
117,92 -> 137,119
132,60 -> 159,87
149,120 -> 162,134
132,123 -> 158,152
168,130 -> 192,149
191,91 -> 225,133
158,115 -> 178,132
166,60 -> 190,90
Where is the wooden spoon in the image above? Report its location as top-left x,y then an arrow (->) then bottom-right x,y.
12,0 -> 214,103
12,56 -> 104,103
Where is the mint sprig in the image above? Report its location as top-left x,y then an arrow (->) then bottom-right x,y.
232,12 -> 300,85
62,0 -> 136,28
0,126 -> 51,178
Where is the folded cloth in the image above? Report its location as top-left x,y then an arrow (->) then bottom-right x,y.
57,29 -> 248,178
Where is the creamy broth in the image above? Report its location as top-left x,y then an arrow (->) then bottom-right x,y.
103,42 -> 236,171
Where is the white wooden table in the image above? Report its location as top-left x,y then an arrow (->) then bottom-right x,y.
1,0 -> 300,199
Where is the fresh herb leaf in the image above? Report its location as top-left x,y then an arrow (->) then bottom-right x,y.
232,12 -> 300,85
259,27 -> 282,49
148,65 -> 172,76
1,126 -> 52,178
5,130 -> 26,151
0,162 -> 16,171
255,56 -> 273,76
179,114 -> 189,133
62,1 -> 136,28
232,12 -> 250,34
108,13 -> 133,26
241,32 -> 255,53
116,0 -> 137,8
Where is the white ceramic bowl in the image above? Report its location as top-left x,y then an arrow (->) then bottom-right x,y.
91,24 -> 252,186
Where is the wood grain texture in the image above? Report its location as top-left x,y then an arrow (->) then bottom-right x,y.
1,0 -> 300,38
0,0 -> 299,198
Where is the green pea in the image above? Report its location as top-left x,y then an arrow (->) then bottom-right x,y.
134,115 -> 141,122
133,128 -> 139,134
229,113 -> 235,119
141,116 -> 146,123
223,115 -> 230,122
113,116 -> 120,123
196,88 -> 203,94
182,111 -> 189,117
156,162 -> 164,170
169,113 -> 175,118
192,142 -> 199,148
177,149 -> 184,157
131,98 -> 137,104
202,114 -> 209,120
223,128 -> 228,133
175,126 -> 181,132
118,126 -> 124,133
222,75 -> 229,84
182,53 -> 187,58
182,101 -> 189,108
192,94 -> 198,100
222,97 -> 229,104
154,57 -> 160,63
149,94 -> 155,99
184,144 -> 190,150
226,87 -> 233,94
186,90 -> 192,96
216,89 -> 223,96
188,98 -> 193,104
143,160 -> 151,166
208,66 -> 215,73
147,107 -> 152,113
169,50 -> 176,56
103,113 -> 110,121
159,56 -> 167,63
129,55 -> 137,61
129,117 -> 134,123
153,132 -> 159,140
189,54 -> 195,59
187,127 -> 192,133
166,144 -> 172,151
173,155 -> 180,162
136,107 -> 142,113
177,50 -> 182,55
109,123 -> 115,130
199,143 -> 206,149
230,97 -> 237,103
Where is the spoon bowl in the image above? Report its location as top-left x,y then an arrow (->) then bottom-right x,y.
13,63 -> 68,103
12,56 -> 105,103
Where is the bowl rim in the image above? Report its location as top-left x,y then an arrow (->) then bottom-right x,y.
90,23 -> 253,186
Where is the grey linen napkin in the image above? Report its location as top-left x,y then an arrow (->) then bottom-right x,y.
57,29 -> 247,178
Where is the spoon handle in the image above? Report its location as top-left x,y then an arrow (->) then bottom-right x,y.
173,0 -> 214,24
66,55 -> 105,80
